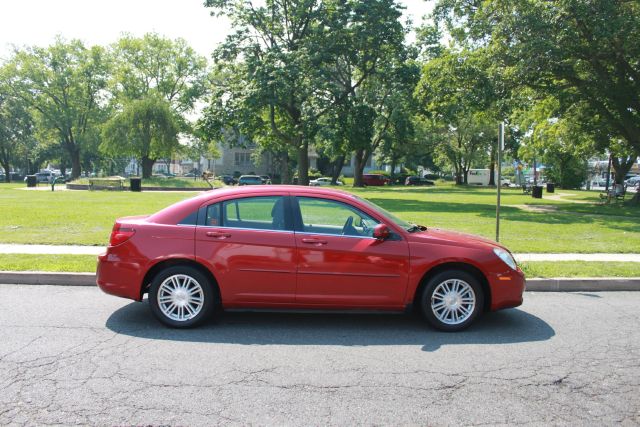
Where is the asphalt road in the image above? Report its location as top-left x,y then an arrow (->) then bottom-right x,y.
0,285 -> 639,426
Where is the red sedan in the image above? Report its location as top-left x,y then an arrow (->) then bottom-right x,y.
97,186 -> 525,331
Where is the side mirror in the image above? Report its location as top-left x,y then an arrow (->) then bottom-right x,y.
373,223 -> 390,241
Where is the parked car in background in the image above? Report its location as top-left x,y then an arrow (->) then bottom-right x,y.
260,175 -> 272,184
404,176 -> 435,186
309,177 -> 344,186
97,186 -> 525,331
362,174 -> 390,186
625,176 -> 640,189
238,175 -> 265,185
220,175 -> 237,186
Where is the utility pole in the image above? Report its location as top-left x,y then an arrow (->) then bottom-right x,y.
496,123 -> 504,242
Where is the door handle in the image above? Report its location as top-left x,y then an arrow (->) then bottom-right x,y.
206,231 -> 231,239
301,238 -> 328,245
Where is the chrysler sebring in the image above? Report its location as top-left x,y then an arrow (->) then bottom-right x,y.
97,186 -> 525,331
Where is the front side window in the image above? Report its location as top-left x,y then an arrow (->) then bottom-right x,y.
297,197 -> 379,237
221,196 -> 286,231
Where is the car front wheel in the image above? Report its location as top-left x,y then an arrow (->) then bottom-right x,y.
149,266 -> 215,328
420,270 -> 483,332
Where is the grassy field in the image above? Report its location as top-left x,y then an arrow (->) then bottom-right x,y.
0,181 -> 638,253
1,254 -> 639,278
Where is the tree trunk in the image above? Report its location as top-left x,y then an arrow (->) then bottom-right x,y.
331,154 -> 345,185
612,155 -> 637,184
279,151 -> 290,184
1,162 -> 10,182
353,149 -> 368,187
141,156 -> 155,179
70,148 -> 81,179
488,146 -> 496,186
296,140 -> 309,186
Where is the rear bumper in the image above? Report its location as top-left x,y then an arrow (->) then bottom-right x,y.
488,267 -> 526,311
96,251 -> 145,301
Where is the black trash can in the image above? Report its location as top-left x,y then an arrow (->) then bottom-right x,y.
130,177 -> 142,192
26,175 -> 37,187
532,186 -> 543,198
546,183 -> 555,193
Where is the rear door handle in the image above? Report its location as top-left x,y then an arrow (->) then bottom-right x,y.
206,231 -> 231,239
301,238 -> 328,245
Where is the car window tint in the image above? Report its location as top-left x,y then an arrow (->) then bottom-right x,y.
206,203 -> 220,226
297,197 -> 379,237
222,196 -> 286,231
178,210 -> 198,225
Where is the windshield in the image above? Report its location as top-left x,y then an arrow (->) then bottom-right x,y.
353,195 -> 417,231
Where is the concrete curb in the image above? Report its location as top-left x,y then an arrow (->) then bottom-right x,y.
0,271 -> 96,286
526,277 -> 640,292
1,271 -> 640,292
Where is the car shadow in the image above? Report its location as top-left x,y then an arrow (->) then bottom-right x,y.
105,302 -> 555,351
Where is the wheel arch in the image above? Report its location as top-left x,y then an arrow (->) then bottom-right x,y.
140,258 -> 221,304
413,262 -> 492,312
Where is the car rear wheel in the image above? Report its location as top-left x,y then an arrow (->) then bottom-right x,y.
420,270 -> 483,332
149,266 -> 215,328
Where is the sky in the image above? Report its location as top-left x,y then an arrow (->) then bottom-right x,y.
0,0 -> 434,61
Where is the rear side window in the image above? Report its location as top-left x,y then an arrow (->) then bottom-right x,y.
206,203 -> 221,226
220,196 -> 287,231
178,210 -> 198,225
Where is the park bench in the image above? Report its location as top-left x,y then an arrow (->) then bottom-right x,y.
522,183 -> 532,195
88,177 -> 125,191
599,183 -> 626,203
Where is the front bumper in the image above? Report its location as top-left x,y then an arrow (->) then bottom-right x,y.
489,267 -> 526,311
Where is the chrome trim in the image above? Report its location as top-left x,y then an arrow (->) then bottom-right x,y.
296,231 -> 377,240
238,268 -> 294,274
298,271 -> 400,278
199,225 -> 294,234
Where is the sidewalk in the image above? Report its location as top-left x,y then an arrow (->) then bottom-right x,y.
1,243 -> 639,262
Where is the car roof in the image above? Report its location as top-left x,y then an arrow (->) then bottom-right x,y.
147,185 -> 359,225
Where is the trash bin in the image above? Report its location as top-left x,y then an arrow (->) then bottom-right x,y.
546,183 -> 555,193
130,177 -> 142,192
26,175 -> 37,187
532,186 -> 543,199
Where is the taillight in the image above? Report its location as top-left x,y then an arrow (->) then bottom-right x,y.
109,223 -> 136,246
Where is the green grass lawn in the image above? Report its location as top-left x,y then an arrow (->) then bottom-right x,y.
0,181 -> 638,253
1,254 -> 639,278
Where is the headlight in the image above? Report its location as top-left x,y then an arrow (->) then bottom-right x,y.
493,248 -> 517,270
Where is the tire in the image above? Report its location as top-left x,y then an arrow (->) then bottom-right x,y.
420,270 -> 484,332
149,265 -> 216,328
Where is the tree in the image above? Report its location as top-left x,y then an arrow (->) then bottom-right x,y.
105,33 -> 208,177
3,38 -> 109,178
101,96 -> 180,178
201,0 -> 406,185
111,33 -> 208,114
415,49 -> 498,184
434,0 -> 640,164
0,85 -> 33,181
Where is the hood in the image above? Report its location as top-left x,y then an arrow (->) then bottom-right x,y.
409,227 -> 503,251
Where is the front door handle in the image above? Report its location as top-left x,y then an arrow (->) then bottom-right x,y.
301,238 -> 328,245
206,231 -> 231,239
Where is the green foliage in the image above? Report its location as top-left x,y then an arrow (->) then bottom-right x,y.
110,33 -> 208,115
200,0 -> 407,185
0,85 -> 34,180
101,96 -> 180,178
3,38 -> 110,178
434,0 -> 640,157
